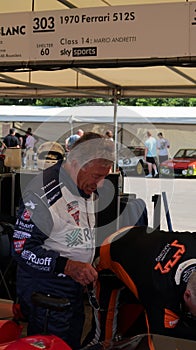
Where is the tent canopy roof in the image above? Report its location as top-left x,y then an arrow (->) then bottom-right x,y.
0,0 -> 196,98
1,1 -> 186,13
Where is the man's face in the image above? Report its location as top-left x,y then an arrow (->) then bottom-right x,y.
77,160 -> 112,195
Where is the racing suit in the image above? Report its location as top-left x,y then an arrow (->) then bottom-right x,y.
94,226 -> 196,343
13,160 -> 96,349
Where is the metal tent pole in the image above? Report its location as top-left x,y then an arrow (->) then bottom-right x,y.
113,95 -> 118,173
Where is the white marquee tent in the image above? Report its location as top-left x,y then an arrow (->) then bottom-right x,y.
1,105 -> 196,155
1,104 -> 196,124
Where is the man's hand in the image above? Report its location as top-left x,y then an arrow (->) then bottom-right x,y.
64,259 -> 98,286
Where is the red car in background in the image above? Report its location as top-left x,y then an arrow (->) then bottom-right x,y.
159,148 -> 196,177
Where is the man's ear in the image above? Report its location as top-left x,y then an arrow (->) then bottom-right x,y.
184,289 -> 191,304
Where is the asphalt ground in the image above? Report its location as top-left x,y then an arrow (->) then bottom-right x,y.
123,177 -> 196,233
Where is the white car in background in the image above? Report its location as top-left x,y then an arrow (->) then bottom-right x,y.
118,146 -> 147,176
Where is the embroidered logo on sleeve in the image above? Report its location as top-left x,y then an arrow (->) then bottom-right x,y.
175,259 -> 196,285
67,201 -> 80,225
14,239 -> 26,253
66,228 -> 83,247
22,209 -> 32,222
25,200 -> 37,210
154,240 -> 185,274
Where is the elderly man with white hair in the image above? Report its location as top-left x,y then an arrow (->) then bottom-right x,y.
13,132 -> 114,350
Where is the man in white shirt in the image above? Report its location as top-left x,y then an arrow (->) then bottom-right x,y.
25,132 -> 37,169
26,133 -> 36,150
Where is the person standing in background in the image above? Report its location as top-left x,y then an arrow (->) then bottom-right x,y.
65,129 -> 84,152
144,131 -> 158,178
22,128 -> 32,149
15,132 -> 23,148
21,128 -> 33,168
2,128 -> 20,149
25,131 -> 37,169
105,130 -> 114,141
157,132 -> 170,164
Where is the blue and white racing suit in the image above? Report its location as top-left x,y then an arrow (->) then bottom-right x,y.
13,160 -> 96,349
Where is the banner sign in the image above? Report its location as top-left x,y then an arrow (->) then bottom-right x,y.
189,2 -> 196,56
0,12 -> 30,61
0,2 -> 195,64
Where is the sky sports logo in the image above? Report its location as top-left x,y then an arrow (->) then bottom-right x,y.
60,46 -> 97,57
73,47 -> 97,57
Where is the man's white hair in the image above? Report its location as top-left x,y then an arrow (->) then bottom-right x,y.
67,132 -> 115,168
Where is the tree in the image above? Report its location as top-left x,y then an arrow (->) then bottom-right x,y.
0,97 -> 196,107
